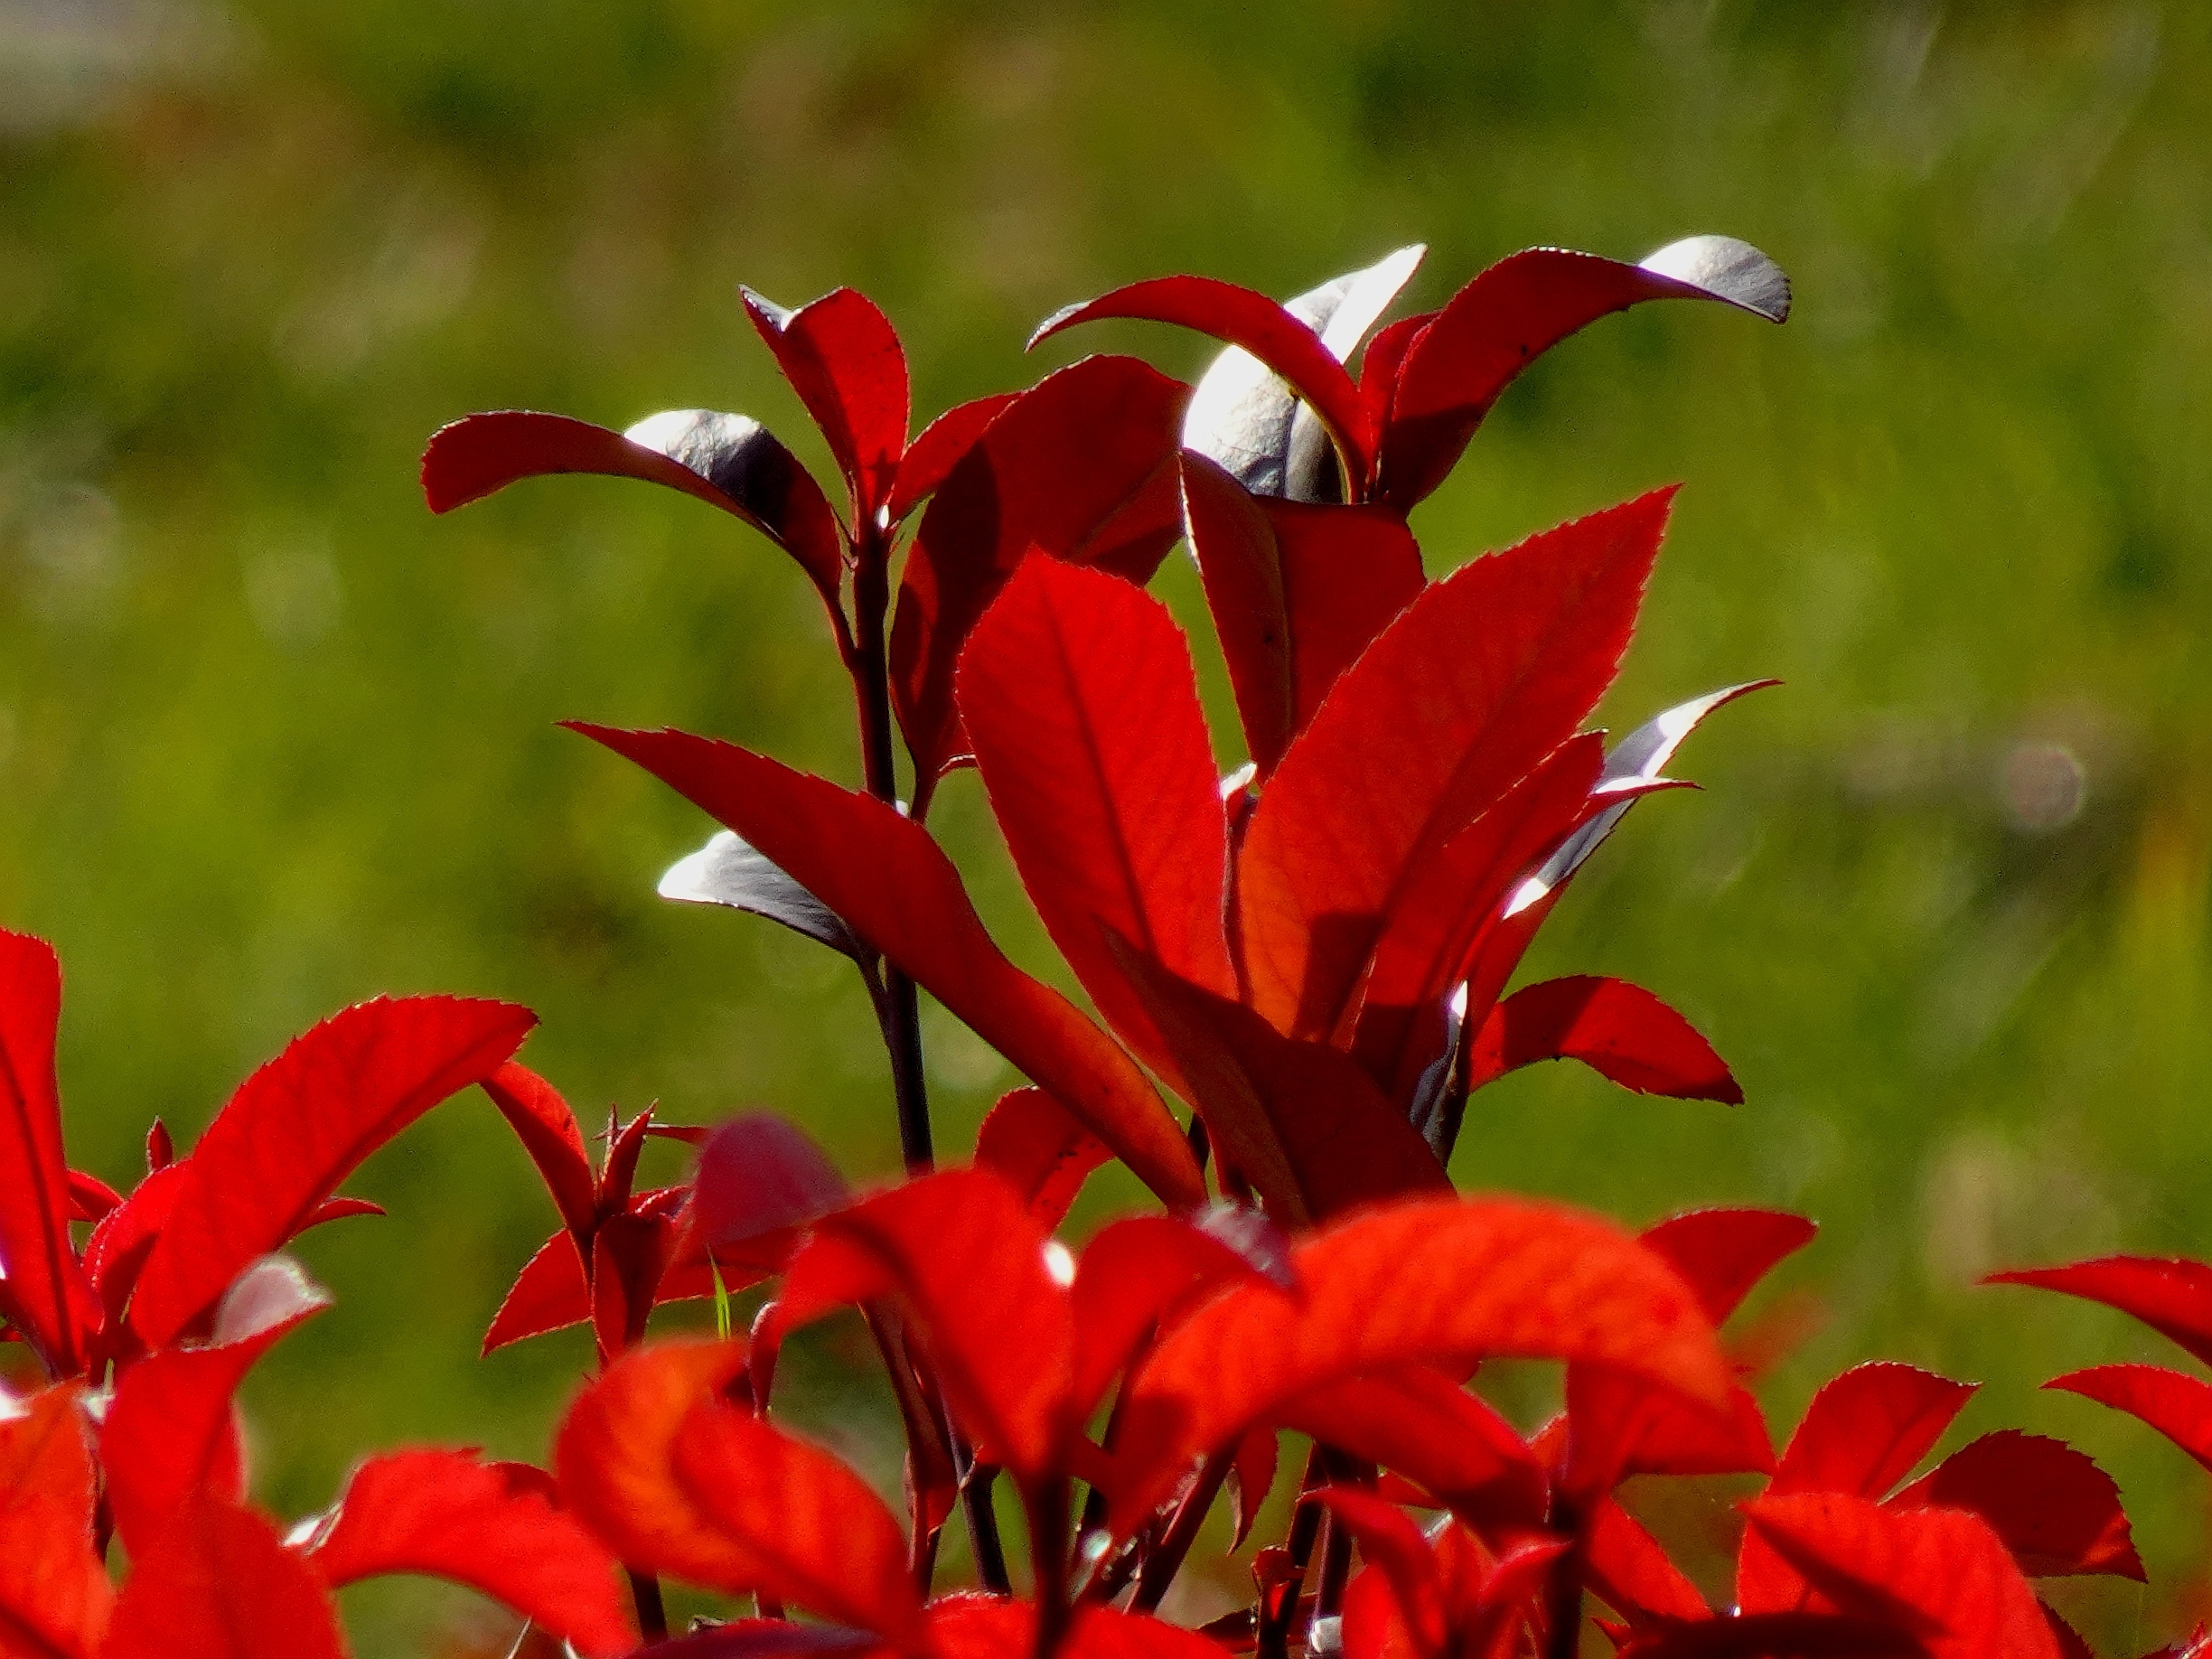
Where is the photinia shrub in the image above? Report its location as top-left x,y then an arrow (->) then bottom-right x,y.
0,236 -> 2190,1656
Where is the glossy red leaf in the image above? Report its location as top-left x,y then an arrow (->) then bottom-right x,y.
80,1158 -> 186,1344
1354,312 -> 1433,438
1179,455 -> 1426,777
421,409 -> 846,608
1238,490 -> 1673,1040
555,1338 -> 755,1589
2045,1364 -> 2212,1473
0,1383 -> 109,1659
303,1448 -> 634,1656
0,931 -> 99,1377
1034,276 -> 1376,488
959,559 -> 1237,1088
597,1105 -> 659,1214
130,995 -> 535,1347
1111,945 -> 1447,1225
102,1256 -> 329,1559
482,1062 -> 598,1245
1379,238 -> 1789,509
742,286 -> 909,521
1584,1495 -> 1710,1624
1987,1256 -> 2212,1369
483,1229 -> 590,1355
1891,1429 -> 2142,1580
593,1208 -> 675,1358
1565,1368 -> 1775,1497
888,356 -> 1187,789
885,393 -> 1019,525
1643,1209 -> 1818,1327
1351,735 -> 1607,1101
1180,246 -> 1425,505
1742,1493 -> 2057,1659
670,1398 -> 922,1641
1114,1194 -> 1729,1530
760,1169 -> 1073,1486
104,1495 -> 345,1659
688,1113 -> 848,1277
571,726 -> 1201,1207
1466,976 -> 1742,1103
973,1087 -> 1108,1232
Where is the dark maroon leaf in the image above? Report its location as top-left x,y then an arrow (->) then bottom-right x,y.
421,409 -> 847,613
742,286 -> 909,522
1179,245 -> 1425,502
688,1112 -> 849,1275
1379,237 -> 1790,509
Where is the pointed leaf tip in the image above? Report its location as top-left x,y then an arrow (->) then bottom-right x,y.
1639,235 -> 1793,323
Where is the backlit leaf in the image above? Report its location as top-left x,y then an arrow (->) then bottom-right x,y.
742,286 -> 909,521
0,1383 -> 109,1659
0,931 -> 99,1377
1891,1429 -> 2142,1580
2044,1364 -> 2212,1474
1464,976 -> 1742,1102
973,1087 -> 1108,1233
104,1496 -> 345,1659
1987,1256 -> 2212,1370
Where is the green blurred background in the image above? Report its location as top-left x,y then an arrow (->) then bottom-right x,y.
3,0 -> 2208,1646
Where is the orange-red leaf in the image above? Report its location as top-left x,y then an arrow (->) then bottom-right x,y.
973,1088 -> 1107,1233
130,996 -> 535,1347
570,726 -> 1200,1207
305,1448 -> 636,1656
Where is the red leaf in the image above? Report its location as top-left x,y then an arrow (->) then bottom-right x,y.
130,996 -> 536,1347
669,1399 -> 922,1641
81,1160 -> 186,1345
0,1383 -> 110,1659
1351,736 -> 1607,1102
1987,1256 -> 2212,1370
482,1063 -> 598,1245
1584,1495 -> 1710,1624
1773,1364 -> 1977,1500
301,1196 -> 383,1229
1181,245 -> 1425,504
2045,1364 -> 2212,1473
973,1087 -> 1108,1233
593,1208 -> 675,1359
483,1230 -> 590,1355
102,1257 -> 329,1559
420,409 -> 846,609
1742,1493 -> 2057,1659
570,726 -> 1202,1207
1179,455 -> 1425,778
888,356 -> 1186,790
1237,491 -> 1673,1040
64,1170 -> 119,1223
1114,1194 -> 1729,1531
1891,1429 -> 2142,1580
554,1338 -> 755,1590
885,393 -> 1019,525
104,1495 -> 346,1659
1465,976 -> 1742,1103
959,559 -> 1237,1090
688,1113 -> 848,1277
1313,1488 -> 1448,1654
0,931 -> 100,1377
1226,1426 -> 1279,1551
1033,276 -> 1376,489
760,1169 -> 1073,1486
1111,946 -> 1447,1225
742,286 -> 909,521
1642,1209 -> 1818,1326
1068,1211 -> 1283,1417
1379,239 -> 1789,510
1565,1368 -> 1775,1497
1614,1614 -> 1926,1657
1279,1369 -> 1546,1528
303,1448 -> 636,1657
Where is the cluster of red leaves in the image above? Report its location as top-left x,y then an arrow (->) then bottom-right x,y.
5,238 -> 2202,1659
